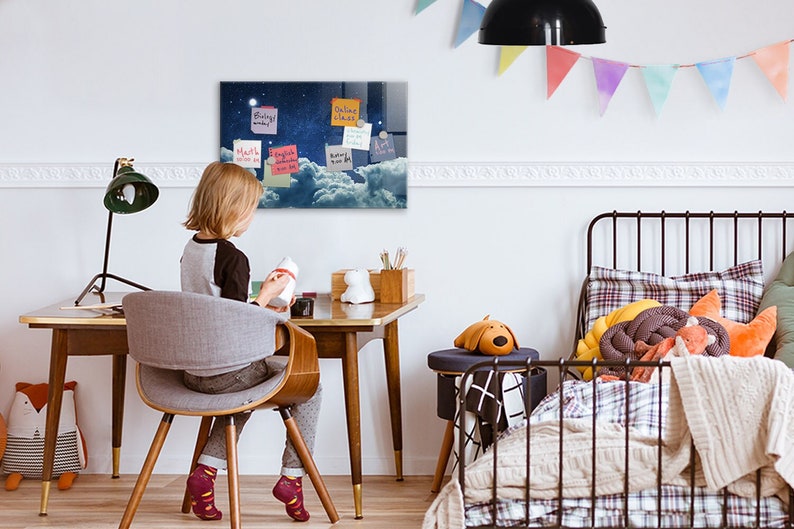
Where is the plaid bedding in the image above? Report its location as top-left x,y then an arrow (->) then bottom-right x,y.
528,379 -> 667,437
583,260 -> 765,332
465,485 -> 789,528
465,380 -> 790,528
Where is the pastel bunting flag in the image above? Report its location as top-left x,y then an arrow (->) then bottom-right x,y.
454,0 -> 486,48
696,57 -> 735,110
592,58 -> 630,116
641,64 -> 679,117
498,46 -> 527,76
546,46 -> 581,98
415,0 -> 437,14
751,41 -> 789,101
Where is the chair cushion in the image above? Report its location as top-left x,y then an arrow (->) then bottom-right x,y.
138,357 -> 289,414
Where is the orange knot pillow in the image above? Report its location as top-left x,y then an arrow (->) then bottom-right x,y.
689,289 -> 776,357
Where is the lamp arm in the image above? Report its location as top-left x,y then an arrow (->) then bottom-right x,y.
98,157 -> 120,292
97,209 -> 114,293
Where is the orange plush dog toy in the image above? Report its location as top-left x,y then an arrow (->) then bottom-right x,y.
454,315 -> 519,356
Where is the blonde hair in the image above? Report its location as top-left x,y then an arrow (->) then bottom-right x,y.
184,162 -> 263,239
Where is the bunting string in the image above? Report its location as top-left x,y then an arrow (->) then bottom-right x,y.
414,0 -> 793,116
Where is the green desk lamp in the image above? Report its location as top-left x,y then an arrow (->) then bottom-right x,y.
74,157 -> 159,305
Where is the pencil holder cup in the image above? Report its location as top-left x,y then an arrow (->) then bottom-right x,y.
379,269 -> 415,303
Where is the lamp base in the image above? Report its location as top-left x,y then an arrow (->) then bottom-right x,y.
74,273 -> 150,306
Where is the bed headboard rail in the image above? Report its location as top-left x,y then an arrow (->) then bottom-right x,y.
587,211 -> 793,274
573,211 -> 794,361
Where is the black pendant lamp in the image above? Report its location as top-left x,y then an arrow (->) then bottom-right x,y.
479,0 -> 606,46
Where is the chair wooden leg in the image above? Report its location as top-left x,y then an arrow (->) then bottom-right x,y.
280,409 -> 340,524
181,416 -> 213,513
119,414 -> 174,529
431,420 -> 455,492
224,416 -> 242,529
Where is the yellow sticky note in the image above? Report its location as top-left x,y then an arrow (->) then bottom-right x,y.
330,98 -> 360,127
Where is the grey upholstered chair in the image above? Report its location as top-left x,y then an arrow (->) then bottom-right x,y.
118,290 -> 339,528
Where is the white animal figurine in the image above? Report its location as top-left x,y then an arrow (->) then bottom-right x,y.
340,269 -> 375,304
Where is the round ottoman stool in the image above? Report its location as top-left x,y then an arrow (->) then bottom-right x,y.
426,347 -> 546,492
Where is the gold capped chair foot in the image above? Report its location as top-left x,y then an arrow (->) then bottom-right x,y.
39,480 -> 52,516
353,483 -> 363,519
112,446 -> 121,478
394,450 -> 403,481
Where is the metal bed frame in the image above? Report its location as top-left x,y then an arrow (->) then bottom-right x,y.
455,211 -> 794,529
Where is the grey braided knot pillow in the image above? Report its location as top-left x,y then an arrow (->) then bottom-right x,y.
599,305 -> 730,377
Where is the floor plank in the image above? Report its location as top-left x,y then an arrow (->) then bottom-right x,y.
0,474 -> 441,528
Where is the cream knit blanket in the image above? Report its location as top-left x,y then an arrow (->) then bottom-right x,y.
665,355 -> 792,498
423,356 -> 794,529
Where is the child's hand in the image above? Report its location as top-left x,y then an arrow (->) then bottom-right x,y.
255,270 -> 290,308
266,294 -> 297,313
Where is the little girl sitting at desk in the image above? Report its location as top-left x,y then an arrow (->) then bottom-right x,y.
179,161 -> 322,522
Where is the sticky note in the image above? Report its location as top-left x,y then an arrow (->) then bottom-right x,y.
342,123 -> 372,150
370,133 -> 397,162
330,98 -> 360,127
325,145 -> 354,171
268,144 -> 299,175
233,139 -> 262,168
251,106 -> 278,134
263,161 -> 291,187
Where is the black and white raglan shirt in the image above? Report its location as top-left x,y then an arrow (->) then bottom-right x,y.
180,235 -> 251,302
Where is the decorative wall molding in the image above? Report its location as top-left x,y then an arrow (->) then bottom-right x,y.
0,163 -> 206,188
409,162 -> 794,187
1,162 -> 793,188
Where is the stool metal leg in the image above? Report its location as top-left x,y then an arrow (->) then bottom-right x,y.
431,420 -> 455,492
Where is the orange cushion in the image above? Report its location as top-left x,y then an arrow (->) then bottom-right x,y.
690,289 -> 776,357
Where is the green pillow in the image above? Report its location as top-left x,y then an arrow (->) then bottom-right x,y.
759,250 -> 794,367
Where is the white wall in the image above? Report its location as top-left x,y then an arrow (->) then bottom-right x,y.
1,0 -> 793,478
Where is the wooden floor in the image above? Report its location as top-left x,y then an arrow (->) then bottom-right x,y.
1,474 -> 441,529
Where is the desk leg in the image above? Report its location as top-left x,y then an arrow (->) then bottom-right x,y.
383,320 -> 403,481
40,329 -> 69,516
111,354 -> 127,478
340,332 -> 363,519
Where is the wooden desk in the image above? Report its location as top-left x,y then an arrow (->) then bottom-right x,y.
19,291 -> 424,519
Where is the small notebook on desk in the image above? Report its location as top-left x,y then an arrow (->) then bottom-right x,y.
60,302 -> 124,314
